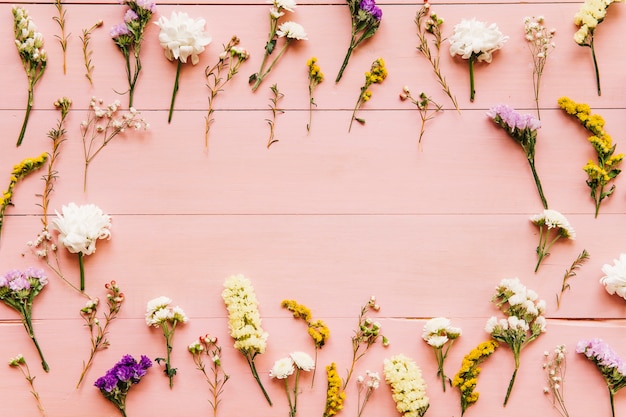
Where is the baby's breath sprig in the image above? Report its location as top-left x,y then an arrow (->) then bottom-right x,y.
189,335 -> 230,417
557,249 -> 589,308
349,58 -> 387,132
76,280 -> 124,388
9,354 -> 45,416
306,57 -> 324,132
80,21 -> 103,85
523,16 -> 555,119
53,0 -> 70,75
205,36 -> 250,149
543,345 -> 570,417
415,3 -> 459,112
266,84 -> 284,149
400,86 -> 442,149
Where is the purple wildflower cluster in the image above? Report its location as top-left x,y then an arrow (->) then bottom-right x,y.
0,267 -> 47,292
110,23 -> 131,39
95,354 -> 152,393
577,338 -> 626,378
360,0 -> 382,21
487,104 -> 541,133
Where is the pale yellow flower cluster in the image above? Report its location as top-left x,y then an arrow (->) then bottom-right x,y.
383,354 -> 429,417
574,0 -> 624,44
222,274 -> 268,355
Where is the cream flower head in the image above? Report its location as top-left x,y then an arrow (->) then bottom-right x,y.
530,209 -> 576,239
270,356 -> 295,379
51,203 -> 111,255
449,18 -> 508,62
422,317 -> 461,348
154,11 -> 212,65
276,21 -> 308,40
290,351 -> 315,371
600,253 -> 626,300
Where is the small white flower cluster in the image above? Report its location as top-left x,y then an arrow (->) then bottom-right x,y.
51,203 -> 111,256
523,16 -> 556,60
154,11 -> 212,65
574,0 -> 624,44
357,370 -> 381,389
530,209 -> 576,239
13,6 -> 47,65
82,97 -> 149,133
383,354 -> 429,417
270,0 -> 297,18
222,274 -> 269,355
26,229 -> 57,259
269,351 -> 315,379
145,296 -> 188,327
600,253 -> 626,300
448,18 -> 508,63
421,317 -> 461,348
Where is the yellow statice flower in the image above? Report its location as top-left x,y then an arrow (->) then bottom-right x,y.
323,363 -> 345,417
306,57 -> 324,132
282,299 -> 312,321
452,340 -> 498,416
349,58 -> 387,131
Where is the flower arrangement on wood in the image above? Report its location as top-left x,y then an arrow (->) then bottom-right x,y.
188,334 -> 229,417
12,6 -> 47,147
110,0 -> 156,108
145,296 -> 188,388
250,1 -> 307,91
94,354 -> 152,417
0,268 -> 49,372
422,317 -> 461,392
269,352 -> 315,417
383,354 -> 429,417
221,274 -> 272,405
542,344 -> 570,417
487,104 -> 548,209
576,338 -> 626,417
155,11 -> 212,123
452,340 -> 498,416
573,0 -> 624,96
600,253 -> 626,301
349,58 -> 387,132
449,18 -> 508,102
530,209 -> 576,272
9,354 -> 45,416
486,277 -> 546,406
523,16 -> 556,119
51,203 -> 111,292
336,0 -> 382,82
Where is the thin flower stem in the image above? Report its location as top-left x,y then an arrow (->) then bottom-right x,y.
589,37 -> 601,96
246,354 -> 272,405
78,252 -> 85,292
468,57 -> 476,102
24,313 -> 49,372
336,43 -> 355,83
253,41 -> 291,92
504,367 -> 518,406
15,360 -> 45,416
17,84 -> 34,147
168,60 -> 182,123
609,387 -> 615,417
527,157 -> 549,209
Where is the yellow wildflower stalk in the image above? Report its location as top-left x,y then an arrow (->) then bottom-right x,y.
349,58 -> 387,132
306,57 -> 324,132
452,340 -> 498,416
323,363 -> 346,417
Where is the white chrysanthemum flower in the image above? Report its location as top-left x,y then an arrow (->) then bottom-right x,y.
530,209 -> 576,239
270,356 -> 295,379
271,0 -> 297,12
290,351 -> 315,371
51,203 -> 111,255
276,21 -> 308,40
422,317 -> 461,348
383,354 -> 429,417
146,296 -> 172,315
600,253 -> 626,300
154,11 -> 212,65
171,306 -> 189,323
448,18 -> 508,63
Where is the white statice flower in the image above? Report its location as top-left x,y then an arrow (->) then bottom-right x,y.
154,11 -> 212,65
448,18 -> 508,63
222,274 -> 268,355
290,351 -> 315,371
600,253 -> 626,300
146,296 -> 172,316
271,0 -> 297,12
383,354 -> 429,417
145,296 -> 187,327
485,316 -> 499,333
530,209 -> 576,239
421,317 -> 461,348
51,203 -> 111,255
276,21 -> 308,40
270,356 -> 295,379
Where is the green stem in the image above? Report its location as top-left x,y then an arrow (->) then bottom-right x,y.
16,82 -> 34,147
168,60 -> 182,123
435,347 -> 446,392
336,42 -> 355,83
469,57 -> 476,102
528,156 -> 549,209
166,333 -> 174,389
246,354 -> 272,405
119,406 -> 128,417
24,313 -> 49,372
78,252 -> 85,292
590,37 -> 601,96
503,353 -> 520,406
252,41 -> 290,92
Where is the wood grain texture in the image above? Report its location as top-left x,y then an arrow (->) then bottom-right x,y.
0,1 -> 625,416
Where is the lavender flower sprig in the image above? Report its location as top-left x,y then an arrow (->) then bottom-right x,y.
577,339 -> 626,417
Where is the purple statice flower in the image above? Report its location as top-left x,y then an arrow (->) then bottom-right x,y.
94,373 -> 119,393
134,0 -> 156,13
487,104 -> 541,133
360,0 -> 382,21
9,274 -> 31,291
95,354 -> 152,413
0,270 -> 21,288
577,338 -> 626,375
124,9 -> 139,22
23,267 -> 48,285
110,23 -> 131,39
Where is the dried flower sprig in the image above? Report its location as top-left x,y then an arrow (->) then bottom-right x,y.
1,153 -> 48,243
573,0 -> 623,96
306,57 -> 324,132
558,97 -> 623,217
80,21 -> 103,85
13,6 -> 47,147
9,354 -> 45,416
415,3 -> 458,111
383,354 -> 429,417
543,344 -> 570,417
336,0 -> 382,82
344,296 -> 387,389
270,352 -> 315,417
53,0 -> 70,75
266,84 -> 285,149
110,0 -> 156,108
600,253 -> 626,301
486,277 -> 547,406
523,16 -> 556,119
577,338 -> 626,417
323,363 -> 345,417
349,58 -> 387,132
222,274 -> 272,405
205,36 -> 250,149
189,334 -> 230,417
400,86 -> 443,149
557,249 -> 590,308
281,299 -> 330,387
0,268 -> 49,372
530,210 -> 576,272
421,317 -> 461,392
452,340 -> 498,416
356,370 -> 380,417
76,280 -> 124,388
80,97 -> 149,191
146,296 -> 188,389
